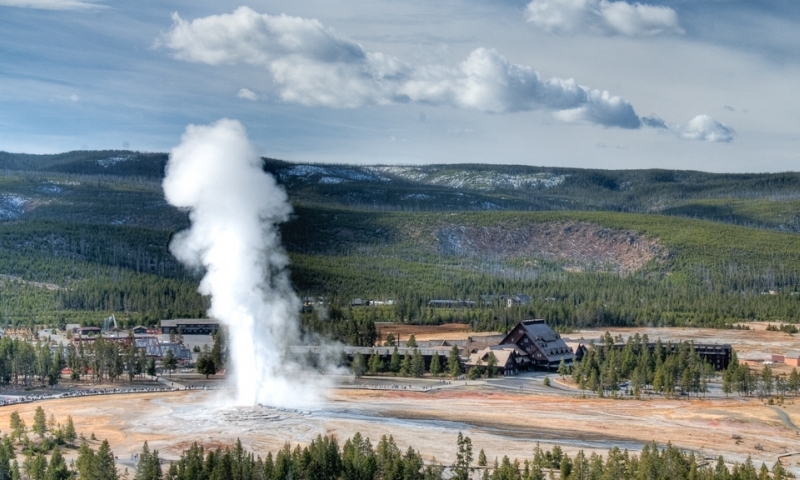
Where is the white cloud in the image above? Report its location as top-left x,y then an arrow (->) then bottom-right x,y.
525,0 -> 682,36
159,7 -> 641,129
237,88 -> 259,101
0,0 -> 104,10
679,115 -> 735,142
69,93 -> 79,102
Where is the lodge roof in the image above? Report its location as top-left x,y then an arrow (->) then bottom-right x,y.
160,319 -> 219,327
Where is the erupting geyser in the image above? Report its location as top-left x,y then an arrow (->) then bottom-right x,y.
164,118 -> 319,407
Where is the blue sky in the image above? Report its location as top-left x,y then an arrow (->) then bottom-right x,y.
1,0 -> 798,172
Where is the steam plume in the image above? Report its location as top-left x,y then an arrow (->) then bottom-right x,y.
164,118 -> 317,407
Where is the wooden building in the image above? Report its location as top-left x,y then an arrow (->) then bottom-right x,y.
466,346 -> 522,376
498,319 -> 575,370
785,351 -> 800,367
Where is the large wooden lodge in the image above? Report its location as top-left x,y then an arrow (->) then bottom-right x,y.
466,319 -> 576,375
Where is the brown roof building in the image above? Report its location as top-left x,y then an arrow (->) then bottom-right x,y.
499,319 -> 575,370
466,346 -> 523,376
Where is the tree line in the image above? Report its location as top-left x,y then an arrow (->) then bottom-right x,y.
350,343 -> 462,379
570,333 -> 717,398
128,431 -> 794,480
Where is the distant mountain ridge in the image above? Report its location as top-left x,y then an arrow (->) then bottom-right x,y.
2,149 -> 798,232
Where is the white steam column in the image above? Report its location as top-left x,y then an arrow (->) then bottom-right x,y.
164,119 -> 317,407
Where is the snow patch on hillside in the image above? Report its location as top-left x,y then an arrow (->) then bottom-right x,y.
97,156 -> 132,167
0,195 -> 28,219
368,166 -> 566,191
280,165 -> 390,184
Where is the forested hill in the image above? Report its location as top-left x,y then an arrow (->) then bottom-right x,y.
2,150 -> 799,231
262,160 -> 800,233
0,150 -> 798,333
0,151 -> 167,178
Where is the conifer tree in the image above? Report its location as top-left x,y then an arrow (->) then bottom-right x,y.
32,406 -> 47,438
400,352 -> 412,377
389,346 -> 401,373
447,346 -> 461,378
411,349 -> 425,378
352,353 -> 366,378
429,354 -> 441,376
45,446 -> 69,480
368,351 -> 383,374
64,416 -> 77,445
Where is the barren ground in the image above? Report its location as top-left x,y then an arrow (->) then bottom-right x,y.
5,380 -> 800,475
376,323 -> 491,343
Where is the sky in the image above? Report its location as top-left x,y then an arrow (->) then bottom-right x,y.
0,0 -> 798,172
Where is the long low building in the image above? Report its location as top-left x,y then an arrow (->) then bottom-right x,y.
160,319 -> 220,336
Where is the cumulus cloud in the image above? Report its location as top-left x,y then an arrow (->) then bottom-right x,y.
0,0 -> 104,10
641,114 -> 667,129
525,0 -> 682,36
158,7 -> 643,129
237,88 -> 259,101
641,113 -> 735,142
159,7 -> 729,141
679,115 -> 735,142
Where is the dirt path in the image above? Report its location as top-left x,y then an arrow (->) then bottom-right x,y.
770,406 -> 800,433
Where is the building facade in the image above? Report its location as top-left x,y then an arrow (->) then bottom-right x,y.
498,319 -> 575,370
160,319 -> 220,336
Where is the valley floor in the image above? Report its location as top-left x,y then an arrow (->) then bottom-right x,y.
3,375 -> 800,476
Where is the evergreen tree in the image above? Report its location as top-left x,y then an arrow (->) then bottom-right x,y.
163,350 -> 177,378
25,453 -> 47,480
10,460 -> 20,480
196,353 -> 216,379
76,442 -> 97,479
342,432 -> 377,480
125,333 -> 137,382
557,359 -> 567,379
429,354 -> 442,376
49,347 -> 63,386
400,352 -> 412,377
146,357 -> 157,378
96,440 -> 119,480
389,347 -> 401,373
135,441 -> 162,480
448,346 -> 461,378
486,353 -> 497,378
9,411 -> 25,440
352,353 -> 366,378
368,351 -> 383,375
44,446 -> 70,480
411,349 -> 425,378
32,406 -> 47,438
64,416 -> 77,445
452,433 -> 473,480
